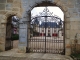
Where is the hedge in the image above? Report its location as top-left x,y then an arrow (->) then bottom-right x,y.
12,34 -> 19,40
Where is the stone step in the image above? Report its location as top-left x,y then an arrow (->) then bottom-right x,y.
0,56 -> 26,60
0,56 -> 73,60
0,49 -> 73,60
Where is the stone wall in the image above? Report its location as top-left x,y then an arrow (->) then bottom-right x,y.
20,0 -> 80,55
0,0 -> 22,51
0,0 -> 80,56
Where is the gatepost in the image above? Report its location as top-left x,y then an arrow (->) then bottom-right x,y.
18,17 -> 27,53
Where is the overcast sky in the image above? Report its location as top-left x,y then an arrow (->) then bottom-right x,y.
31,6 -> 64,21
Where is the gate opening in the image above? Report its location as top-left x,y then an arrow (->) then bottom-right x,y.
27,6 -> 65,54
5,15 -> 19,51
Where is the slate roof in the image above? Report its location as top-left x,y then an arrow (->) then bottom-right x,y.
39,22 -> 60,28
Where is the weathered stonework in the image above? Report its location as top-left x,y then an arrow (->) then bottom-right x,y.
7,0 -> 13,3
0,4 -> 5,10
0,0 -> 21,54
65,22 -> 70,30
0,11 -> 7,15
65,30 -> 70,39
65,48 -> 71,55
12,8 -> 20,11
6,3 -> 12,10
0,0 -> 80,56
0,0 -> 6,3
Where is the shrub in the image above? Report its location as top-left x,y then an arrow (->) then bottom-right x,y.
12,34 -> 19,40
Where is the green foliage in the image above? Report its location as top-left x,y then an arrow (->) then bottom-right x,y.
71,53 -> 80,58
12,34 -> 19,40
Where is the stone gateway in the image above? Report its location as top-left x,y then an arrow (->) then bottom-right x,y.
0,0 -> 80,56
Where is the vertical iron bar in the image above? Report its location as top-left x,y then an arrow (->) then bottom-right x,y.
45,17 -> 46,53
63,21 -> 65,55
44,6 -> 47,53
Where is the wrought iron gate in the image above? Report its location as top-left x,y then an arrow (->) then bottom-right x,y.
5,22 -> 13,51
5,16 -> 19,51
28,7 -> 65,54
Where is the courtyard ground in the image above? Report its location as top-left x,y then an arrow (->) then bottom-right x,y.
0,39 -> 73,60
13,40 -> 19,48
0,48 -> 73,60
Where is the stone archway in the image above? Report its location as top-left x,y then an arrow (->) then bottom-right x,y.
19,0 -> 71,55
5,12 -> 21,49
0,11 -> 21,51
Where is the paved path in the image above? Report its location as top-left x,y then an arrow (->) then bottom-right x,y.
0,40 -> 73,60
0,48 -> 73,60
13,40 -> 19,48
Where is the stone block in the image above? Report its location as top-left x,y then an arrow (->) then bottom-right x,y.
0,4 -> 5,10
65,48 -> 71,55
62,6 -> 67,12
6,3 -> 12,10
65,18 -> 70,22
56,1 -> 62,6
0,11 -> 7,14
70,12 -> 79,18
69,30 -> 79,39
1,24 -> 6,28
68,8 -> 78,13
0,44 -> 5,51
70,21 -> 80,29
70,39 -> 74,44
68,9 -> 78,17
70,18 -> 80,21
1,20 -> 6,23
12,8 -> 20,11
0,25 -> 1,29
78,40 -> 80,44
0,15 -> 5,20
65,22 -> 70,30
66,44 -> 71,48
65,12 -> 70,18
74,33 -> 80,42
75,3 -> 80,8
0,33 -> 5,37
13,0 -> 21,3
1,28 -> 5,32
54,0 -> 60,3
60,0 -> 67,4
18,46 -> 26,53
77,0 -> 80,4
13,0 -> 21,8
65,30 -> 70,39
0,37 -> 5,42
7,0 -> 13,3
66,1 -> 75,8
78,8 -> 80,12
71,12 -> 79,17
70,32 -> 74,39
0,0 -> 6,3
13,3 -> 20,8
65,39 -> 71,44
70,25 -> 78,30
79,13 -> 80,17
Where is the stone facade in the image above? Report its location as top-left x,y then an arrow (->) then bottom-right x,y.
0,0 -> 80,56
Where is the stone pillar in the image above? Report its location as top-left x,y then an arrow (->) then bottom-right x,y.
0,23 -> 6,52
65,19 -> 71,55
27,13 -> 31,41
18,18 -> 27,53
